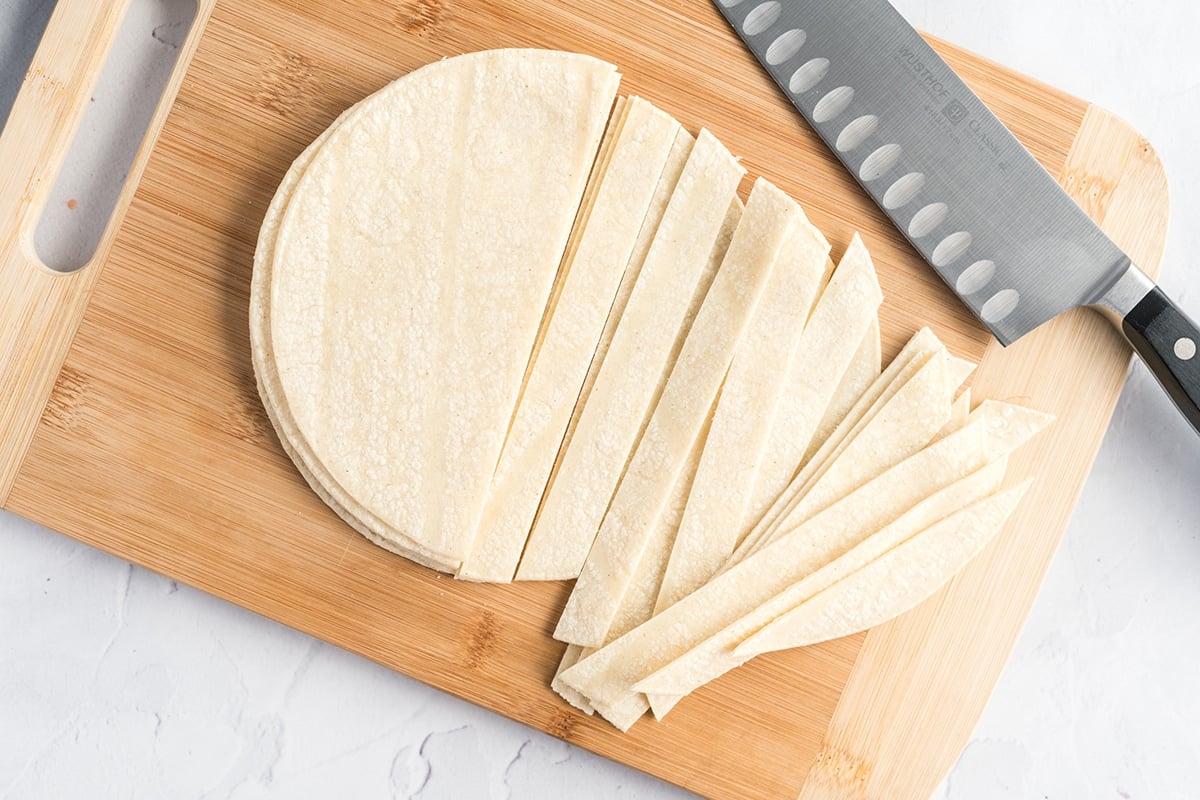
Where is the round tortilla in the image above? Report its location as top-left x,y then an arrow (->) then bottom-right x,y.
254,49 -> 619,569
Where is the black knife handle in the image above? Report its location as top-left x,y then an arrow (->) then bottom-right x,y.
1122,287 -> 1200,433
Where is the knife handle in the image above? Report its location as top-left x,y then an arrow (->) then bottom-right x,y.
1122,287 -> 1200,433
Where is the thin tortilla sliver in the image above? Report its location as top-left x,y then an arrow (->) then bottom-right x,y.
554,178 -> 800,647
270,50 -> 620,565
518,96 -> 631,385
552,644 -> 595,714
459,98 -> 682,582
809,318 -> 882,462
634,456 -> 1008,697
936,388 -> 973,439
734,482 -> 1030,658
741,234 -> 884,533
517,129 -> 745,581
654,211 -> 831,615
728,327 -> 945,564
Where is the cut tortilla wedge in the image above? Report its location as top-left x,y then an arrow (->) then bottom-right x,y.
734,482 -> 1030,658
459,98 -> 682,582
554,178 -> 800,647
517,129 -> 744,581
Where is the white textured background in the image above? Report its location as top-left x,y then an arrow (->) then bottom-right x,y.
2,1 -> 1199,798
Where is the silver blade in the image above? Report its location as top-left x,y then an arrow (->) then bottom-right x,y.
713,0 -> 1133,344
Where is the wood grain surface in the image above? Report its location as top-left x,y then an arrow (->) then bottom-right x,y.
0,2 -> 1168,799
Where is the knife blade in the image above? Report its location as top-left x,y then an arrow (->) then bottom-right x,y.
713,0 -> 1200,433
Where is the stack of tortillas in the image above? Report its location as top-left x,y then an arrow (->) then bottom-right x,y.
251,49 -> 1052,731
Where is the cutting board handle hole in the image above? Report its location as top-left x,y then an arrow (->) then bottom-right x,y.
0,1 -> 58,136
28,0 -> 197,273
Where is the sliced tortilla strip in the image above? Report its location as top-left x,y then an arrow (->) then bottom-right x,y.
250,98 -> 461,569
515,97 -> 631,388
552,410 -> 711,719
741,234 -> 884,531
655,212 -> 830,615
735,482 -> 1029,658
728,327 -> 945,564
459,99 -> 682,582
552,644 -> 595,715
808,319 -> 882,462
764,346 -> 956,536
539,129 -> 697,546
605,406 -> 712,640
633,402 -> 1046,695
270,50 -> 620,566
554,179 -> 799,646
571,128 -> 697,422
517,129 -> 745,581
559,403 -> 1044,723
635,458 -> 1009,697
937,388 -> 972,439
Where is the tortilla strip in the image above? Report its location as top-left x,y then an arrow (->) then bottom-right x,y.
727,327 -> 944,564
655,212 -> 830,614
734,482 -> 1029,657
741,234 -> 884,531
634,458 -> 1007,698
459,99 -> 681,582
560,401 -> 1049,726
554,179 -> 800,646
518,129 -> 744,580
551,407 -> 711,719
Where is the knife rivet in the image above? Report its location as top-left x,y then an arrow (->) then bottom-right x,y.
883,172 -> 926,210
789,58 -> 830,95
908,202 -> 949,238
718,0 -> 746,7
1175,338 -> 1196,361
743,1 -> 782,36
766,29 -> 806,65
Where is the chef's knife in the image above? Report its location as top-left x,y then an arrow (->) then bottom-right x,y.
713,0 -> 1200,433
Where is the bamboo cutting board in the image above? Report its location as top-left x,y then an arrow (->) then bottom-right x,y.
0,1 -> 1169,798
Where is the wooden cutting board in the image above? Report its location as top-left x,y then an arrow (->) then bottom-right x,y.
0,1 -> 1169,798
